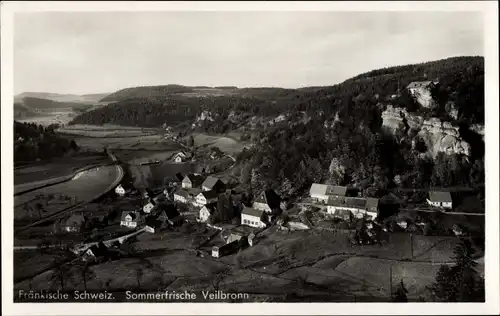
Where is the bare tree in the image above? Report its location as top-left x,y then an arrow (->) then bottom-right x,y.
74,262 -> 96,290
50,259 -> 72,290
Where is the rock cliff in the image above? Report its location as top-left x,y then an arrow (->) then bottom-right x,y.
381,105 -> 472,157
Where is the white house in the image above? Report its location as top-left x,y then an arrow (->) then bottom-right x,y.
173,189 -> 190,203
198,203 -> 217,223
115,184 -> 128,196
143,200 -> 157,214
326,197 -> 379,220
193,190 -> 219,207
252,189 -> 281,214
182,174 -> 205,189
241,207 -> 266,228
173,151 -> 187,163
427,191 -> 453,209
120,211 -> 142,228
309,183 -> 347,203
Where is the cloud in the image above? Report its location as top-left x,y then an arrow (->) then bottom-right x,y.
13,11 -> 484,94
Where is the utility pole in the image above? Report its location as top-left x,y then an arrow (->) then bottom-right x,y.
410,233 -> 414,260
389,265 -> 393,299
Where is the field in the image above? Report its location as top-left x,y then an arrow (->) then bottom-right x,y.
191,133 -> 249,155
14,165 -> 119,223
16,112 -> 78,127
58,124 -> 159,138
14,152 -> 110,186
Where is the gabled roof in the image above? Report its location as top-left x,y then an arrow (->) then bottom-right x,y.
174,189 -> 189,199
175,173 -> 184,182
199,190 -> 219,200
202,176 -> 224,190
66,213 -> 86,225
121,211 -> 140,222
254,189 -> 280,208
327,197 -> 377,210
310,183 -> 347,197
158,204 -> 180,220
201,203 -> 217,215
183,174 -> 205,186
145,216 -> 163,229
242,207 -> 265,218
429,191 -> 452,203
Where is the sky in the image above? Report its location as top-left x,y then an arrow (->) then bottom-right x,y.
14,11 -> 484,95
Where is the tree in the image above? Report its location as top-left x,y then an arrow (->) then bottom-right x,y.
74,262 -> 96,290
187,135 -> 195,147
393,279 -> 409,302
50,259 -> 72,290
428,239 -> 484,302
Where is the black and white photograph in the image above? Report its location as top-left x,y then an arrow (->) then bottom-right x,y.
1,1 -> 499,315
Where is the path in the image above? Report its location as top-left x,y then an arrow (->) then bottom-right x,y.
15,150 -> 124,234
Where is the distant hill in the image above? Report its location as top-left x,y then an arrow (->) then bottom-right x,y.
15,92 -> 110,104
71,56 -> 484,128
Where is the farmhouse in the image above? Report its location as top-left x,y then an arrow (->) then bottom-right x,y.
143,200 -> 157,214
115,183 -> 134,196
63,213 -> 87,232
145,216 -> 163,233
120,211 -> 142,228
193,190 -> 219,207
157,205 -> 183,226
198,203 -> 217,223
309,183 -> 347,203
326,197 -> 379,220
252,189 -> 281,214
202,176 -> 226,193
182,174 -> 205,189
427,191 -> 453,209
173,151 -> 188,163
82,242 -> 108,262
173,189 -> 190,203
241,207 -> 267,228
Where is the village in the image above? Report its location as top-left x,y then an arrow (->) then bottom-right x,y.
56,146 -> 471,265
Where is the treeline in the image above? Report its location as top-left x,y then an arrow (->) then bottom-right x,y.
14,121 -> 78,163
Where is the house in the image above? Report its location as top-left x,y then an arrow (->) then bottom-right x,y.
326,197 -> 379,220
202,176 -> 226,193
175,173 -> 184,182
63,213 -> 87,232
82,242 -> 108,262
143,199 -> 157,214
309,184 -> 347,203
145,216 -> 163,233
241,207 -> 267,228
252,189 -> 281,213
198,203 -> 217,223
173,189 -> 190,203
157,204 -> 183,226
427,191 -> 453,209
212,240 -> 240,258
331,208 -> 353,221
139,188 -> 154,199
193,190 -> 219,207
182,174 -> 205,189
115,183 -> 133,196
173,151 -> 187,163
120,211 -> 142,228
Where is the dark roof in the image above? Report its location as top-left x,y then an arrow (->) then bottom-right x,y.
175,173 -> 184,182
429,191 -> 452,203
242,207 -> 265,218
327,197 -> 379,210
183,174 -> 205,186
201,203 -> 217,215
200,190 -> 219,200
145,216 -> 163,228
202,176 -> 224,190
158,204 -> 180,220
254,189 -> 280,208
121,211 -> 140,222
66,213 -> 86,226
174,189 -> 190,199
88,242 -> 108,257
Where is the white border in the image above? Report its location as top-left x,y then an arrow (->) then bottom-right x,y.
2,1 -> 499,315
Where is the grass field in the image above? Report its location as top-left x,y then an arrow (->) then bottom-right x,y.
14,165 -> 118,222
191,133 -> 248,155
14,153 -> 110,185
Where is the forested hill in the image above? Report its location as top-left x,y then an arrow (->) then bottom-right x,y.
70,56 -> 484,129
14,121 -> 79,164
